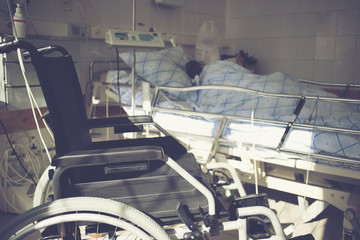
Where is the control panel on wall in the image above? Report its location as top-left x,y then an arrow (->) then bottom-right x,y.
105,30 -> 165,48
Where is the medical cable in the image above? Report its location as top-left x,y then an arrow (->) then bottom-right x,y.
307,96 -> 320,124
254,96 -> 265,195
15,71 -> 54,142
0,147 -> 38,185
0,144 -> 40,213
74,0 -> 86,16
251,95 -> 259,194
103,48 -> 121,140
115,47 -> 122,106
12,64 -> 54,141
16,49 -> 52,163
130,0 -> 136,116
0,122 -> 43,213
303,96 -> 319,204
0,119 -> 37,185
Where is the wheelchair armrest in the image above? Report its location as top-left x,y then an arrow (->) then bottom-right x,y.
52,145 -> 164,167
87,115 -> 154,133
91,136 -> 187,160
86,115 -> 187,159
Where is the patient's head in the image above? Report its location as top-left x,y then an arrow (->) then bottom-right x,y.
186,56 -> 245,79
186,60 -> 204,79
186,51 -> 255,78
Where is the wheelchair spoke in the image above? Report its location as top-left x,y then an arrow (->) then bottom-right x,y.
0,197 -> 170,240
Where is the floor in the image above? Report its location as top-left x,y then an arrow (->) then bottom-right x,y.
0,184 -> 344,240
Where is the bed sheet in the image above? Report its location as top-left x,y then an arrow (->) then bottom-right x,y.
152,110 -> 360,171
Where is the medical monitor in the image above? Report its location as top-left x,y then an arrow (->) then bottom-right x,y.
105,30 -> 165,48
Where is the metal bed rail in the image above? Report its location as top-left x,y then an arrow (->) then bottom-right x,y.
299,79 -> 360,88
298,79 -> 360,98
151,84 -> 360,166
153,85 -> 360,103
86,66 -> 360,165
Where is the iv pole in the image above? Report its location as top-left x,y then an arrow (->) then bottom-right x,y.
131,0 -> 136,116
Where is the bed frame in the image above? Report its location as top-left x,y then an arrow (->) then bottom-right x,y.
151,85 -> 360,209
87,60 -> 360,239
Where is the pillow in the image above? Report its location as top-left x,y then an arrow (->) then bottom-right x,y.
119,46 -> 192,99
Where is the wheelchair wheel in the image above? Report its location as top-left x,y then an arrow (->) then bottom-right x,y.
0,197 -> 171,240
33,166 -> 54,207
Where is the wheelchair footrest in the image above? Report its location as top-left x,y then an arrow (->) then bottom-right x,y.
228,193 -> 269,220
229,193 -> 272,239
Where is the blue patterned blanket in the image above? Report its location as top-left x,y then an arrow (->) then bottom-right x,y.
115,47 -> 360,162
186,61 -> 360,160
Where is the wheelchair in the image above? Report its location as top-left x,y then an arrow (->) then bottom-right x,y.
0,40 -> 314,240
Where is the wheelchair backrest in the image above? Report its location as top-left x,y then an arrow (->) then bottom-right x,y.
31,47 -> 92,154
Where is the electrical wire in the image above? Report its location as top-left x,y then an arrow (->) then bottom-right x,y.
74,0 -> 86,16
115,47 -> 122,106
0,128 -> 41,213
251,95 -> 259,194
0,142 -> 42,213
0,119 -> 37,185
16,49 -> 52,163
303,96 -> 319,203
0,145 -> 40,184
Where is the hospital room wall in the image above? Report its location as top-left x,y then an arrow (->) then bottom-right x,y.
227,0 -> 360,84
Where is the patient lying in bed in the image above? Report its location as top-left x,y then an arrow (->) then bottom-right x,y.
115,46 -> 360,161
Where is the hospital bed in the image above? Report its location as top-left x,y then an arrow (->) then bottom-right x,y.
0,40 -> 323,240
87,46 -> 360,239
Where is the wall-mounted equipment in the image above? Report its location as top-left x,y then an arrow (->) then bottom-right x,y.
68,23 -> 90,38
105,30 -> 165,48
154,0 -> 184,8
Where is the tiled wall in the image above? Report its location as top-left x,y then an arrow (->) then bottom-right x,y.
228,0 -> 360,84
